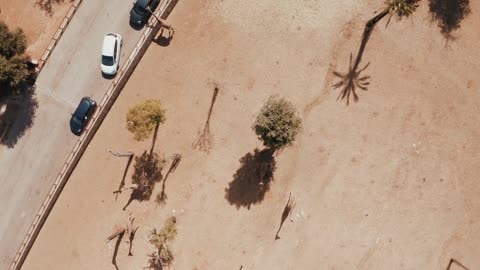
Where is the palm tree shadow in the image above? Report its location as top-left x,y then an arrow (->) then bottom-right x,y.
225,148 -> 276,209
428,0 -> 471,40
333,0 -> 420,105
333,54 -> 371,105
332,8 -> 378,105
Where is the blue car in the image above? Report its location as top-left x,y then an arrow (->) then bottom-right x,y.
130,0 -> 160,26
70,97 -> 97,136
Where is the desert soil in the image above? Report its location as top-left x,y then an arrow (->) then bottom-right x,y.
0,0 -> 71,59
20,0 -> 480,269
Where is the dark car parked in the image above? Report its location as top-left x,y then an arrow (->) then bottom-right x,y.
130,0 -> 160,27
70,97 -> 97,135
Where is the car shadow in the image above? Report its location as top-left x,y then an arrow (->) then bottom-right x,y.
102,72 -> 117,80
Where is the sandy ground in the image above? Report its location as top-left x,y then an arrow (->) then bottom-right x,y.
0,0 -> 71,59
22,0 -> 480,269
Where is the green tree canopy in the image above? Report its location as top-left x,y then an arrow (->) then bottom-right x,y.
252,95 -> 302,150
126,99 -> 166,141
0,21 -> 29,93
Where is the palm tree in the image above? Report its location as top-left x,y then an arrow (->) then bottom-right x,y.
334,0 -> 419,104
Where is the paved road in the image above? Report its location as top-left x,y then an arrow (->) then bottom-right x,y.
0,0 -> 146,267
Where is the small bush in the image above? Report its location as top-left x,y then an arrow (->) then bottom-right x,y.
252,95 -> 302,150
126,99 -> 166,141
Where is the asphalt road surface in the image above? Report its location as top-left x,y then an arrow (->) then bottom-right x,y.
0,0 -> 148,267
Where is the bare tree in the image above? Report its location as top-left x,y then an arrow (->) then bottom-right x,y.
193,83 -> 219,153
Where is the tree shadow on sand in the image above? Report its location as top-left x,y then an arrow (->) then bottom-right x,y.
123,151 -> 165,210
0,86 -> 38,148
225,148 -> 276,209
155,154 -> 182,205
333,54 -> 371,105
333,9 -> 382,105
333,0 -> 419,104
36,0 -> 73,15
428,0 -> 471,40
446,258 -> 470,270
112,154 -> 134,201
275,192 -> 296,240
111,230 -> 124,270
153,27 -> 174,47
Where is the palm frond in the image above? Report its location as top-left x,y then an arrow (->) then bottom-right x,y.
332,56 -> 371,105
333,80 -> 346,89
333,71 -> 346,78
357,75 -> 371,82
357,62 -> 370,73
386,0 -> 419,19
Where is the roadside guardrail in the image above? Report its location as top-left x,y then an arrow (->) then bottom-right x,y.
35,0 -> 83,73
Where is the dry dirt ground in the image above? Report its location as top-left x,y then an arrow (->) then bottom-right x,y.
0,0 -> 71,59
21,0 -> 480,269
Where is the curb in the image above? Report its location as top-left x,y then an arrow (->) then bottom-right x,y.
35,0 -> 83,73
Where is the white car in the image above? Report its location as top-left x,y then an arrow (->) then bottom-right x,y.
101,33 -> 123,75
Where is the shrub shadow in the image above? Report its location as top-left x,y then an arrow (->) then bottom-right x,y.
225,148 -> 276,209
428,0 -> 471,39
0,86 -> 38,148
